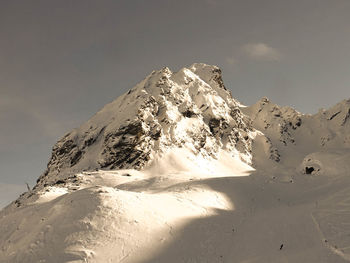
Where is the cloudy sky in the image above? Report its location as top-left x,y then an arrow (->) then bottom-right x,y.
1,0 -> 350,206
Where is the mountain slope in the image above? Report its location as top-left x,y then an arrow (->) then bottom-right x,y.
243,97 -> 350,175
35,63 -> 254,189
1,64 -> 350,263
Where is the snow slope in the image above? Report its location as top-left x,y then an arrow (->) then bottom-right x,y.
2,157 -> 350,262
242,97 -> 350,174
0,150 -> 252,263
1,64 -> 350,262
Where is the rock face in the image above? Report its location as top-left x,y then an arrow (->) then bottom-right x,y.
242,97 -> 302,147
242,97 -> 350,171
244,97 -> 350,149
36,63 -> 254,188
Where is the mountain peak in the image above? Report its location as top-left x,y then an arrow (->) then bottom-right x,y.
34,64 -> 254,188
3,64 -> 350,263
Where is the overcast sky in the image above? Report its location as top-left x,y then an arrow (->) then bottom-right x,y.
1,0 -> 350,207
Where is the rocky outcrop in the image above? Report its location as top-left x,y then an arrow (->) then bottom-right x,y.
242,97 -> 302,147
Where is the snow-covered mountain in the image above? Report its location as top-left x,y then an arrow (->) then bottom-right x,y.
243,97 -> 350,175
1,63 -> 350,263
36,63 -> 254,188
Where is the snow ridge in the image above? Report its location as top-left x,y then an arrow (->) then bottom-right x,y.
243,97 -> 350,175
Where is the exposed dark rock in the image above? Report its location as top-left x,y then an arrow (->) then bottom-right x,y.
328,111 -> 341,121
294,118 -> 302,128
150,127 -> 162,140
270,148 -> 280,162
305,166 -> 314,174
57,140 -> 76,156
83,127 -> 105,147
99,121 -> 153,169
70,150 -> 83,167
209,118 -> 228,135
55,180 -> 65,184
116,122 -> 143,136
211,68 -> 226,90
182,109 -> 196,118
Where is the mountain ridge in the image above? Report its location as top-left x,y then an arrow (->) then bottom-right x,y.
1,63 -> 350,263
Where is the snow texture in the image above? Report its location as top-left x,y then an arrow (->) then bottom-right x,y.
1,64 -> 350,262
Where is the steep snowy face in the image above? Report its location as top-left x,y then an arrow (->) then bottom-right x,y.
241,98 -> 302,166
311,99 -> 350,148
37,63 -> 254,187
244,97 -> 350,150
243,97 -> 350,172
242,97 -> 302,148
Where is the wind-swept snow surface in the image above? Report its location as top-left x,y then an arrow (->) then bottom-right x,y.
1,64 -> 350,262
2,161 -> 350,263
0,150 -> 250,263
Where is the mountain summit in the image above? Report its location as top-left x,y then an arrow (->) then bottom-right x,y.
36,63 -> 254,188
1,64 -> 350,263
